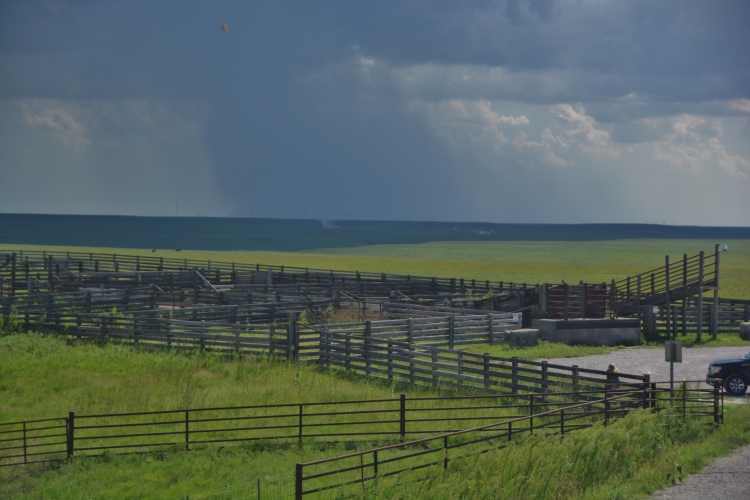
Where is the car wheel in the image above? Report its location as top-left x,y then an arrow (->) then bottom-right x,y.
724,374 -> 748,396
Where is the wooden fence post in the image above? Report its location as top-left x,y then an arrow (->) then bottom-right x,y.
365,321 -> 372,376
483,353 -> 490,389
697,251 -> 704,342
511,357 -> 519,394
287,314 -> 296,361
487,314 -> 494,345
665,255 -> 672,339
431,347 -> 438,387
457,351 -> 464,387
448,316 -> 455,349
541,361 -> 549,394
346,334 -> 352,371
711,244 -> 720,339
387,341 -> 393,381
409,344 -> 415,383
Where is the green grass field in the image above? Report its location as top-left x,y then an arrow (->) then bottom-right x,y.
2,237 -> 749,497
2,237 -> 748,298
2,333 -> 749,499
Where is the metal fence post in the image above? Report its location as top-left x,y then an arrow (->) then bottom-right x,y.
299,405 -> 303,444
560,409 -> 565,436
295,463 -> 303,500
185,410 -> 190,450
604,385 -> 609,426
529,395 -> 535,435
713,385 -> 720,424
400,393 -> 406,441
443,435 -> 449,469
67,411 -> 75,459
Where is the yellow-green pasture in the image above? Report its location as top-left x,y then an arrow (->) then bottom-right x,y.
2,238 -> 748,298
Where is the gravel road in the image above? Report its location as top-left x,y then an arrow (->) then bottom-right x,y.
651,444 -> 750,499
538,345 -> 750,385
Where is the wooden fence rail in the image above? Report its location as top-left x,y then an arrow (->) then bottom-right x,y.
1,251 -> 537,297
317,333 -> 650,395
644,297 -> 750,340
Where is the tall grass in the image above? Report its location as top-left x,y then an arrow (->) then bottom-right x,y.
367,405 -> 750,499
0,333 -> 414,422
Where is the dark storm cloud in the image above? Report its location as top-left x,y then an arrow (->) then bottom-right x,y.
0,0 -> 748,224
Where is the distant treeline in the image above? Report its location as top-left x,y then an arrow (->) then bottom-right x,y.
1,213 -> 748,252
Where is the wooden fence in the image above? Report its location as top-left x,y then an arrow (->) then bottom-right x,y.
295,383 -> 722,498
644,297 -> 750,340
317,333 -> 650,395
383,301 -> 519,319
613,250 -> 718,313
0,250 -> 537,297
37,312 -> 523,363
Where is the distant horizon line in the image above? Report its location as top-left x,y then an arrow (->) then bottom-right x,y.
1,212 -> 747,229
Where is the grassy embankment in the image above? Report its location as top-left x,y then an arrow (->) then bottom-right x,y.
364,404 -> 750,500
1,333 -> 749,499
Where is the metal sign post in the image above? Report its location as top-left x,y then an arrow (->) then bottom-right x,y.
665,341 -> 683,402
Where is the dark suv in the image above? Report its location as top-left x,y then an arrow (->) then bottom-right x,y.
706,351 -> 750,396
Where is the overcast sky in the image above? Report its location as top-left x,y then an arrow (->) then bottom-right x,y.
1,0 -> 749,225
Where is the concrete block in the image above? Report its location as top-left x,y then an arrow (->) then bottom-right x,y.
740,322 -> 750,341
536,318 -> 640,347
506,329 -> 540,347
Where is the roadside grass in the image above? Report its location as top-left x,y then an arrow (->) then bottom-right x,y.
363,404 -> 750,500
3,239 -> 748,299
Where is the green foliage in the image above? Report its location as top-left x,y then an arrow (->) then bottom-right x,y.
298,304 -> 336,325
0,307 -> 23,335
